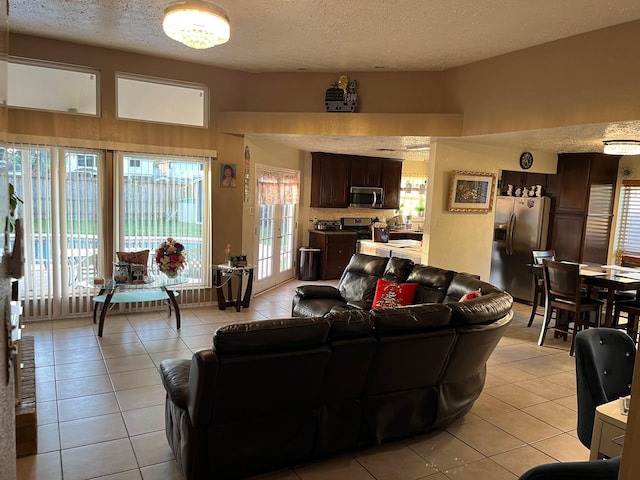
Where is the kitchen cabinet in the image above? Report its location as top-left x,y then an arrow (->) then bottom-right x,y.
381,159 -> 403,209
310,153 -> 351,207
351,156 -> 381,187
547,153 -> 620,264
309,231 -> 356,280
500,170 -> 549,196
310,152 -> 402,209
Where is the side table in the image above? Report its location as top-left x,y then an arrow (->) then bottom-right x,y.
214,264 -> 254,311
590,397 -> 628,460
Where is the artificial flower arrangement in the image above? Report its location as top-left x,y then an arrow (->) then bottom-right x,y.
155,237 -> 186,277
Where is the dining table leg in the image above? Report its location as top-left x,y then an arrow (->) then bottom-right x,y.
603,289 -> 616,328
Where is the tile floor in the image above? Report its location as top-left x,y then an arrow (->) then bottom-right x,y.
16,280 -> 590,480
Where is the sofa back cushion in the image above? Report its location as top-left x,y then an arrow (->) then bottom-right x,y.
214,317 -> 330,354
371,303 -> 452,334
382,257 -> 414,283
442,273 -> 513,326
338,254 -> 390,303
406,265 -> 456,304
210,318 -> 332,422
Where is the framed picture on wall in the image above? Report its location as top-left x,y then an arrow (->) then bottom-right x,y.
448,170 -> 496,212
220,163 -> 237,188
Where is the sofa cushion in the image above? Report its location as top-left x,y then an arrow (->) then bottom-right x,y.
447,291 -> 513,326
294,285 -> 343,300
214,318 -> 330,353
371,303 -> 452,334
372,279 -> 418,309
406,265 -> 456,304
382,257 -> 414,283
324,309 -> 374,339
444,272 -> 501,303
159,358 -> 191,409
338,254 -> 390,303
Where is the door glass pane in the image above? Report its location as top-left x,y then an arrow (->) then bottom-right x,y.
279,204 -> 295,273
258,204 -> 275,281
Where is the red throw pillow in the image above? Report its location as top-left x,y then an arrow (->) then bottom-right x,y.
372,278 -> 419,309
460,288 -> 482,302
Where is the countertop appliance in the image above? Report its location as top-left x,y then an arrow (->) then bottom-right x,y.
489,196 -> 550,302
349,186 -> 384,209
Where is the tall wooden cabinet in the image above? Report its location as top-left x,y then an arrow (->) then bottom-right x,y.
310,152 -> 402,209
546,153 -> 620,264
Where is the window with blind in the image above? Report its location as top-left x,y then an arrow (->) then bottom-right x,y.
5,144 -> 212,320
615,180 -> 640,262
115,153 -> 211,291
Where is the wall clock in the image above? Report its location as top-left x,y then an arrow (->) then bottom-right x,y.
519,151 -> 534,169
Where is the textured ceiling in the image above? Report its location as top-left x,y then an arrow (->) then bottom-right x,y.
8,0 -> 640,159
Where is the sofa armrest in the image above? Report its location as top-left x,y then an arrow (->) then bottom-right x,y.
295,285 -> 343,300
159,358 -> 191,409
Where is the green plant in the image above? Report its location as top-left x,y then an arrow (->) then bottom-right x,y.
8,182 -> 23,231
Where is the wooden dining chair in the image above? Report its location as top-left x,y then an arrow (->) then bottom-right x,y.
539,259 -> 604,356
528,250 -> 556,327
611,254 -> 640,335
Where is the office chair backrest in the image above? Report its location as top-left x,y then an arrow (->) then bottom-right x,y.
574,328 -> 636,449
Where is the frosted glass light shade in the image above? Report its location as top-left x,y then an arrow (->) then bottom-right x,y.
603,140 -> 640,156
163,1 -> 230,50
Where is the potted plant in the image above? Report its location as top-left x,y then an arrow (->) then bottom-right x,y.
415,205 -> 425,217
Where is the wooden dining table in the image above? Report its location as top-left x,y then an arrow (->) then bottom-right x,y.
581,267 -> 640,327
530,263 -> 640,328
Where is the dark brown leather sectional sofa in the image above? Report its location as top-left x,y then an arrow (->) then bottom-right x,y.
159,254 -> 513,479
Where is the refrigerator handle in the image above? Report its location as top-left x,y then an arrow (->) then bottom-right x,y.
507,213 -> 516,255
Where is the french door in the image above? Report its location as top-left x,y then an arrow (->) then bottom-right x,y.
254,166 -> 299,293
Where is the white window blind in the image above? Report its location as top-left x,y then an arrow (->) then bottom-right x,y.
5,144 -> 101,319
615,180 -> 640,262
115,153 -> 211,302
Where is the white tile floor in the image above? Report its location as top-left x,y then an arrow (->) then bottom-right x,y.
17,280 -> 590,480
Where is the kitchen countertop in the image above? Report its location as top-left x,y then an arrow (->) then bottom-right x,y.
359,239 -> 422,256
309,229 -> 356,235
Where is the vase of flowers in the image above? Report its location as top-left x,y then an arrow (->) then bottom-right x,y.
155,237 -> 186,278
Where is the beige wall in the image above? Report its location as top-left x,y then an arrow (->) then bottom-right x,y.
424,140 -> 557,279
242,137 -> 306,266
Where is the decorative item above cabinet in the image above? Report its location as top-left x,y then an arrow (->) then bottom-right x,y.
310,152 -> 402,209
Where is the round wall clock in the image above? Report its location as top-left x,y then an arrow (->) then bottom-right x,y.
519,151 -> 534,169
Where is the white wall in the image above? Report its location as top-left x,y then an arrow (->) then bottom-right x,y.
424,139 -> 557,279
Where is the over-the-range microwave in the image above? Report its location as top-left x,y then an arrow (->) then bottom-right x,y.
349,186 -> 384,209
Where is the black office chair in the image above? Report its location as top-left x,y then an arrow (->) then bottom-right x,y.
518,456 -> 620,480
539,259 -> 603,356
528,249 -> 556,327
575,328 -> 635,449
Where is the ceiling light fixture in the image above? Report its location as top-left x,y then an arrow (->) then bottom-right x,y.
163,1 -> 230,50
603,140 -> 640,156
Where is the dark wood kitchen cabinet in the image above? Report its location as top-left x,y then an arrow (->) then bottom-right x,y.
381,159 -> 402,209
351,156 -> 381,186
310,153 -> 351,207
309,231 -> 356,280
546,153 -> 620,264
310,152 -> 402,209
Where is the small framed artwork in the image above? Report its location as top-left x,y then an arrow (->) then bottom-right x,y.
220,163 -> 237,188
448,170 -> 496,212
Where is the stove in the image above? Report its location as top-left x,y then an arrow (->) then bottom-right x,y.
341,217 -> 374,240
314,220 -> 342,231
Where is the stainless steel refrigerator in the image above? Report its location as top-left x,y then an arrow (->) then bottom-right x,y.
490,196 -> 551,302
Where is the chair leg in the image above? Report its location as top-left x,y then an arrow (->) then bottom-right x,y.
538,302 -> 553,346
527,289 -> 539,327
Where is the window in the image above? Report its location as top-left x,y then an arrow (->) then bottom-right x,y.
115,153 -> 211,288
614,180 -> 640,262
5,144 -> 101,318
116,73 -> 208,127
6,143 -> 212,320
8,58 -> 99,115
